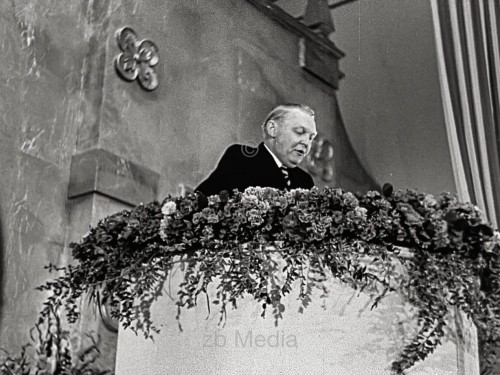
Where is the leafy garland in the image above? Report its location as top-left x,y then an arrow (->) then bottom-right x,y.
6,185 -> 500,374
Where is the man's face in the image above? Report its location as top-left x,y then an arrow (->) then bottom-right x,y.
270,109 -> 317,168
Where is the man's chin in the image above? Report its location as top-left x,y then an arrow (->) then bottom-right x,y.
286,158 -> 303,168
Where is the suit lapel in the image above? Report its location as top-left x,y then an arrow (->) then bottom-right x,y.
257,143 -> 287,189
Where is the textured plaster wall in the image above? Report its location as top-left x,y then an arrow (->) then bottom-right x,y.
0,0 -> 137,359
0,0 -> 91,351
334,0 -> 456,195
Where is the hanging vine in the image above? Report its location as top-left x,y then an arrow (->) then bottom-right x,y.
2,185 -> 500,374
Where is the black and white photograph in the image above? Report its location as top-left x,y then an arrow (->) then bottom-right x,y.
0,0 -> 499,374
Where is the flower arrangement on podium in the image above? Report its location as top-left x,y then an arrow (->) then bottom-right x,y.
4,185 -> 500,374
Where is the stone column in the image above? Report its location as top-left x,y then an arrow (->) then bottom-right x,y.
66,148 -> 159,370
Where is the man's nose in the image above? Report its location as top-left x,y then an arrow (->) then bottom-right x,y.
300,138 -> 311,148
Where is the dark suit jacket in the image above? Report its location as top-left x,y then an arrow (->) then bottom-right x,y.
196,142 -> 314,196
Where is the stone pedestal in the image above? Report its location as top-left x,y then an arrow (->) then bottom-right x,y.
115,264 -> 479,375
66,148 -> 160,371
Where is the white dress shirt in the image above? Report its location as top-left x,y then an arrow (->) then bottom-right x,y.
264,144 -> 283,168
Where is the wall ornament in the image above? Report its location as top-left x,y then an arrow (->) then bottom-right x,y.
306,135 -> 334,182
114,27 -> 159,91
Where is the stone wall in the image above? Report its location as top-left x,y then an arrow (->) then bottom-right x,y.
0,0 -> 93,351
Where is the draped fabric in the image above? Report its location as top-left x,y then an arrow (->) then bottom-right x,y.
430,0 -> 500,229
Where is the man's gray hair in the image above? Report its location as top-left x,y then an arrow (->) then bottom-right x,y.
262,103 -> 315,136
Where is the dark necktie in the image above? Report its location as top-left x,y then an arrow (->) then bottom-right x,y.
280,166 -> 291,187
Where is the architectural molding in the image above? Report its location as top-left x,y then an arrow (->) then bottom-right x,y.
245,0 -> 345,59
68,148 -> 159,206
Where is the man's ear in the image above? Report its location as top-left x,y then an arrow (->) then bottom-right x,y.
266,120 -> 278,138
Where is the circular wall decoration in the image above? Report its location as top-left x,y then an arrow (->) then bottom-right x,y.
306,135 -> 335,182
115,27 -> 159,91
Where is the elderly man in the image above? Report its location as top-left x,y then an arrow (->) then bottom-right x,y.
196,104 -> 317,196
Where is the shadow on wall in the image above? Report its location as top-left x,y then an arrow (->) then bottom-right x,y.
334,97 -> 380,193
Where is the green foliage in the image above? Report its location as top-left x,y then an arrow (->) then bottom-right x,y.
8,186 -> 500,374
